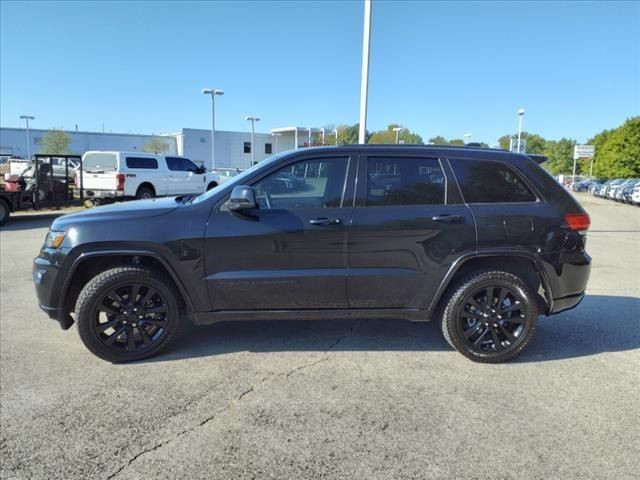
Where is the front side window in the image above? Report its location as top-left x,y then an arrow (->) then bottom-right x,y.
365,157 -> 445,206
126,157 -> 158,169
252,157 -> 348,209
166,156 -> 198,172
450,159 -> 536,203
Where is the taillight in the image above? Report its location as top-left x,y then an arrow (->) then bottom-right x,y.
564,213 -> 590,231
116,173 -> 125,191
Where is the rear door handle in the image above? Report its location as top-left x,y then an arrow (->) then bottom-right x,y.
432,214 -> 464,224
309,217 -> 341,226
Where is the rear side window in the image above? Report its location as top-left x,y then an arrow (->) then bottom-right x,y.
83,153 -> 117,171
366,157 -> 445,206
126,157 -> 158,169
451,159 -> 536,203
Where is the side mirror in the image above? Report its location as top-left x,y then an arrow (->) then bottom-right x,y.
229,185 -> 257,211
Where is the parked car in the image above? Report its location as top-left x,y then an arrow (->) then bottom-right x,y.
573,178 -> 603,192
631,184 -> 640,205
210,168 -> 241,186
620,179 -> 640,203
77,151 -> 219,201
34,145 -> 591,364
607,179 -> 629,200
600,178 -> 624,198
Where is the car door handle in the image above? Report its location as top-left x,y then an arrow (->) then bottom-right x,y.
432,214 -> 464,223
309,217 -> 341,226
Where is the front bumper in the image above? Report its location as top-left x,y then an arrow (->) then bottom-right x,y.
33,254 -> 73,329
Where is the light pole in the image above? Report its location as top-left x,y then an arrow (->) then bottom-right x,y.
272,133 -> 281,153
245,116 -> 260,165
20,115 -> 35,159
517,108 -> 525,153
393,127 -> 403,144
358,0 -> 372,144
202,88 -> 224,170
463,133 -> 472,145
334,128 -> 338,146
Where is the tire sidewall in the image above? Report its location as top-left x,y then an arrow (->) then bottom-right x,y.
136,187 -> 154,199
77,269 -> 180,362
0,200 -> 8,226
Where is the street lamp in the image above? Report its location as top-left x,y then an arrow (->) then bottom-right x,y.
392,127 -> 403,144
20,115 -> 35,159
202,88 -> 224,170
463,133 -> 473,145
358,0 -> 372,144
272,132 -> 282,153
245,116 -> 260,165
517,108 -> 525,153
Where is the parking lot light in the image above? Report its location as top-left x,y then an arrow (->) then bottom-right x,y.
245,116 -> 260,166
393,127 -> 403,144
202,88 -> 224,170
517,108 -> 525,153
20,115 -> 35,160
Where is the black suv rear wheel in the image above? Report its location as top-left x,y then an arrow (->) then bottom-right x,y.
440,270 -> 538,363
75,266 -> 182,362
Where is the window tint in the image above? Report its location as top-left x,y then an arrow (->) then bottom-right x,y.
252,157 -> 348,209
166,156 -> 198,171
366,157 -> 445,206
451,159 -> 536,203
83,153 -> 117,171
126,157 -> 158,169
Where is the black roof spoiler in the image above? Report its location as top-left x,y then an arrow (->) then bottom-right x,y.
528,154 -> 547,164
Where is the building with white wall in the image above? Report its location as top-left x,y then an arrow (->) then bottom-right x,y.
0,125 -> 336,170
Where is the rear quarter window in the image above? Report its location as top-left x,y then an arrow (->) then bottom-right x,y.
451,159 -> 536,203
126,157 -> 158,169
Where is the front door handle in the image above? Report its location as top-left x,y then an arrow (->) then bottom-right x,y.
309,217 -> 341,226
432,214 -> 464,224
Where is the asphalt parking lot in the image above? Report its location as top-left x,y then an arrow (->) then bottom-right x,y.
1,194 -> 639,480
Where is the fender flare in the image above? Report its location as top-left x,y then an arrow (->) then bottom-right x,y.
426,249 -> 554,318
58,248 -> 196,319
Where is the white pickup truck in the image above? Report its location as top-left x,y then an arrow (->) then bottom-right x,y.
78,151 -> 220,200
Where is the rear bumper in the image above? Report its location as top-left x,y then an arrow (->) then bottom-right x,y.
85,189 -> 124,199
550,292 -> 585,314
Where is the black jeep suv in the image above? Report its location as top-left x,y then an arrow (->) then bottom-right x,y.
34,145 -> 591,363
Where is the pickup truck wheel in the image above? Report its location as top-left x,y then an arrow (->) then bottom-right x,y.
0,200 -> 9,226
207,182 -> 218,191
136,186 -> 154,199
440,270 -> 538,363
75,266 -> 182,362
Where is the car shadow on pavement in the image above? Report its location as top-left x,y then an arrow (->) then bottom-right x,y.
0,213 -> 62,231
144,294 -> 639,364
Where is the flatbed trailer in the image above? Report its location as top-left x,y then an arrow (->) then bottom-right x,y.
0,154 -> 84,226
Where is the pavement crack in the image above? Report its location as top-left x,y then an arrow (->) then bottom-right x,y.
106,385 -> 257,479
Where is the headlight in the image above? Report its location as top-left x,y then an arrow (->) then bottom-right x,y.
44,231 -> 66,249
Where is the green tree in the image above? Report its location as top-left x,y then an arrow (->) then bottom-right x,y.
38,130 -> 72,154
591,117 -> 640,178
428,136 -> 447,145
542,138 -> 576,175
143,138 -> 170,153
336,124 -> 370,145
368,124 -> 423,144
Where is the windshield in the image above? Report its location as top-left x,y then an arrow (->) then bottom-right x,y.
192,152 -> 290,204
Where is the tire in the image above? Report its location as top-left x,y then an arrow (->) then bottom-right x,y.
75,266 -> 182,362
0,199 -> 9,226
440,270 -> 538,363
136,185 -> 155,200
207,182 -> 218,191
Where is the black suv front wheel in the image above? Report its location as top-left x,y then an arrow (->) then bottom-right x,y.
440,270 -> 538,363
75,266 -> 182,362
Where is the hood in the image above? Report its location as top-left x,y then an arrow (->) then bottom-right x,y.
51,197 -> 180,230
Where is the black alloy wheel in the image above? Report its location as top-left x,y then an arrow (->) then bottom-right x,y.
75,266 -> 181,362
94,283 -> 169,353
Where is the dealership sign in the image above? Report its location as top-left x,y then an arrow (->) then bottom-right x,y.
574,144 -> 595,160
